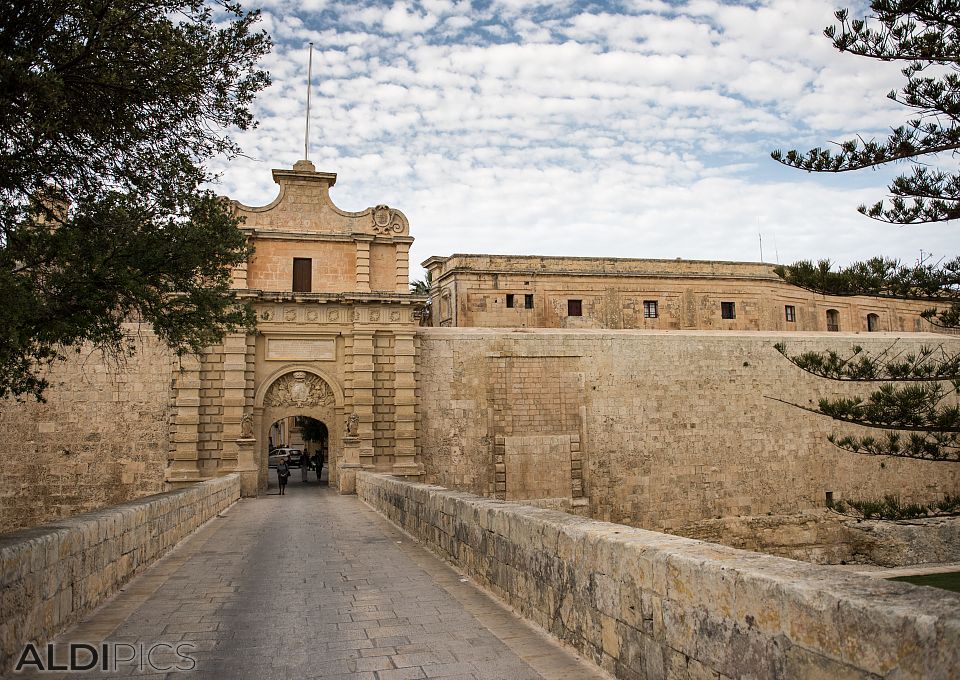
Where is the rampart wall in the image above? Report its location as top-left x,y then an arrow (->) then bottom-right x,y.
358,472 -> 960,679
415,328 -> 960,531
0,328 -> 174,534
0,474 -> 239,673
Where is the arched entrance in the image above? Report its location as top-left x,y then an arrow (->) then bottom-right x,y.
267,416 -> 329,488
254,367 -> 343,493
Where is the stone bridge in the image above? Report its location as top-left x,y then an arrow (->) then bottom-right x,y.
2,472 -> 958,679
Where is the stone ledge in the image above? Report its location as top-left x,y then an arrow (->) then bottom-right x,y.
0,474 -> 240,673
357,472 -> 960,680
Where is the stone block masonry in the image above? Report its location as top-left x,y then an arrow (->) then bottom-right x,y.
0,474 -> 239,674
0,327 -> 174,534
416,328 -> 960,529
358,472 -> 960,680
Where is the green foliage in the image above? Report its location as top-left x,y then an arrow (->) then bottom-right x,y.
0,0 -> 271,400
300,418 -> 327,444
771,1 -> 960,224
411,271 -> 432,325
410,270 -> 432,295
828,494 -> 960,520
774,258 -> 960,328
772,3 -> 960,463
774,340 -> 960,461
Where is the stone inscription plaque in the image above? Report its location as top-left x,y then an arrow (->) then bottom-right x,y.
266,338 -> 336,361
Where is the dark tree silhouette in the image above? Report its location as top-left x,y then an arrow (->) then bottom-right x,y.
772,1 -> 959,462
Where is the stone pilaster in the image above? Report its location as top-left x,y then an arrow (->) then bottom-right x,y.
355,237 -> 372,292
166,355 -> 203,486
351,331 -> 376,468
395,242 -> 410,293
392,331 -> 421,477
220,332 -> 249,471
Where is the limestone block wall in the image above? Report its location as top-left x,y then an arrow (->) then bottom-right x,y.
0,330 -> 174,534
246,238 -> 358,293
358,472 -> 960,680
416,329 -> 960,531
0,475 -> 239,673
424,255 -> 931,332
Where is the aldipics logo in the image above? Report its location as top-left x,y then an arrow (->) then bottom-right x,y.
14,642 -> 197,673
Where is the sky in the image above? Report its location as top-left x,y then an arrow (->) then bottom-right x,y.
211,0 -> 953,281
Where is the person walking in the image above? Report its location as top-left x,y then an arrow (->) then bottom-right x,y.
277,457 -> 290,495
301,452 -> 308,483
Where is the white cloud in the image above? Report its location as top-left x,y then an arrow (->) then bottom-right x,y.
209,0 -> 954,279
382,1 -> 439,34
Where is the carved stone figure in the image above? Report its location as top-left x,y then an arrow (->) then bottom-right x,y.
264,371 -> 335,408
240,414 -> 254,439
346,413 -> 359,437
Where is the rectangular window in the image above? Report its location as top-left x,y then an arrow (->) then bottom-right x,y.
785,305 -> 796,323
292,258 -> 312,292
721,301 -> 736,319
568,299 -> 582,316
643,300 -> 658,318
524,294 -> 534,309
506,294 -> 515,308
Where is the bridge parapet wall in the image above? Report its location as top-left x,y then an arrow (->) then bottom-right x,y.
358,472 -> 959,679
0,474 -> 239,673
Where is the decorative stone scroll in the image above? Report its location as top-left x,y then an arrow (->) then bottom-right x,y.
371,205 -> 406,235
264,371 -> 335,408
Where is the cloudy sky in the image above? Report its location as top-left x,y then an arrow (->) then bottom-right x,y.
212,0 -> 951,280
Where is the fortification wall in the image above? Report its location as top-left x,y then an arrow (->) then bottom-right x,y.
416,328 -> 960,531
0,475 -> 239,673
0,329 -> 174,534
358,473 -> 959,679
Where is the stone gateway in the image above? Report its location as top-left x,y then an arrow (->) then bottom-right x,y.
1,162 -> 957,536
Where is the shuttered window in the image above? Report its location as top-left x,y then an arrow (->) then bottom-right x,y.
293,258 -> 312,292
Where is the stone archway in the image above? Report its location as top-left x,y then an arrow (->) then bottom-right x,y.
254,368 -> 343,493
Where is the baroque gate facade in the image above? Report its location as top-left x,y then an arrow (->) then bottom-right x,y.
165,161 -> 423,494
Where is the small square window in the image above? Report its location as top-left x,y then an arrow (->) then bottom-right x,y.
785,305 -> 795,323
524,294 -> 534,309
643,300 -> 658,318
506,294 -> 515,308
721,301 -> 736,319
568,299 -> 582,316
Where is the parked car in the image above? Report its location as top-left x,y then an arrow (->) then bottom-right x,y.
269,447 -> 303,468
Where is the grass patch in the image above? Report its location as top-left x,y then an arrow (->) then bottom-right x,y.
889,571 -> 960,593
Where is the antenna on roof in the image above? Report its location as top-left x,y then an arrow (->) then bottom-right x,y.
304,42 -> 314,160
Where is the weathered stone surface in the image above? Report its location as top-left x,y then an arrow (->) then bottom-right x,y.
0,328 -> 173,534
358,472 -> 960,680
416,329 -> 960,531
423,253 -> 932,333
0,474 -> 239,674
674,511 -> 960,566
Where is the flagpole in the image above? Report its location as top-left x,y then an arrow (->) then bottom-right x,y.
304,42 -> 313,160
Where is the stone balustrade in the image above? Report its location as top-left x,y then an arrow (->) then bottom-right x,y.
0,474 -> 240,673
358,472 -> 960,679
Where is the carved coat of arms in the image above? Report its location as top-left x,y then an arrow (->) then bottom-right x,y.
264,371 -> 335,408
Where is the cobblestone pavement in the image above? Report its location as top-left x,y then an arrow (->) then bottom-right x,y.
12,472 -> 607,680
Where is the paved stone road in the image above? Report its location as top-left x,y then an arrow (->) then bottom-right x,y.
14,472 -> 607,680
